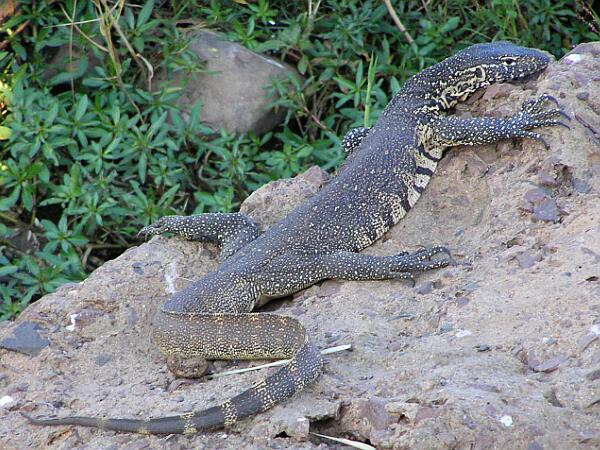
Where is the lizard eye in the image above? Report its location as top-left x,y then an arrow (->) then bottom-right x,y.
502,57 -> 518,65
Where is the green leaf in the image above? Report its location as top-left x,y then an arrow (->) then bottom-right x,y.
0,126 -> 11,140
75,95 -> 89,120
0,187 -> 20,211
137,0 -> 155,27
0,265 -> 18,277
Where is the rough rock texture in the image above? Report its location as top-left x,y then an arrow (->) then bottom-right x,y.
158,30 -> 297,135
2,43 -> 600,449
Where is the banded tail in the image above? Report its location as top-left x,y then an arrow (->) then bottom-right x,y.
23,338 -> 323,434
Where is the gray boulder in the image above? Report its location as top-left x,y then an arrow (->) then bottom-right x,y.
159,30 -> 298,135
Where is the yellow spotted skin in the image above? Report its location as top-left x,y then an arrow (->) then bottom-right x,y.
24,42 -> 569,435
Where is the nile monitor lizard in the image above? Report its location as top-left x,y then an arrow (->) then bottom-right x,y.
24,42 -> 568,435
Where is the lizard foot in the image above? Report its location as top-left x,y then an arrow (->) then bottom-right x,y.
166,355 -> 209,379
512,93 -> 571,148
390,245 -> 454,281
138,215 -> 185,238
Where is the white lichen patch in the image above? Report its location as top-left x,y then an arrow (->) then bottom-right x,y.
65,313 -> 79,331
564,54 -> 582,64
165,262 -> 178,294
0,395 -> 14,407
499,415 -> 513,427
455,329 -> 472,338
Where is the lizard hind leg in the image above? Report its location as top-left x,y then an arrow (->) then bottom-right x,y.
139,213 -> 260,261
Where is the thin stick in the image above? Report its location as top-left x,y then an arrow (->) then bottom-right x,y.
382,0 -> 415,46
207,343 -> 352,379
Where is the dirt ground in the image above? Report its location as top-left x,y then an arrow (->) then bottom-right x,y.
1,43 -> 599,450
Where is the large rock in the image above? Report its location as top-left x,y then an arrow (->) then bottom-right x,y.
2,43 -> 600,450
159,30 -> 298,135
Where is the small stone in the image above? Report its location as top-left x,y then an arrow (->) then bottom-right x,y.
544,389 -> 564,407
528,441 -> 544,450
439,323 -> 454,333
132,262 -> 144,275
572,178 -> 591,194
586,369 -> 600,381
538,170 -> 558,187
516,251 -> 536,269
524,188 -> 548,204
95,354 -> 112,366
455,297 -> 470,307
287,416 -> 310,439
0,321 -> 50,356
532,198 -> 561,222
576,91 -> 590,100
579,429 -> 597,442
532,355 -> 568,373
464,282 -> 479,293
415,281 -> 434,295
578,333 -> 598,352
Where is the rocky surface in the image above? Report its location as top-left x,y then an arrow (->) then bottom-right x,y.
157,30 -> 298,135
1,43 -> 600,449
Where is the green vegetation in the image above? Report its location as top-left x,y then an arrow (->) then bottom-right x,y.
0,0 -> 597,320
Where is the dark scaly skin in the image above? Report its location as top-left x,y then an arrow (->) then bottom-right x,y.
24,42 -> 569,434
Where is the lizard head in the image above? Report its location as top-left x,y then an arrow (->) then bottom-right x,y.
453,41 -> 551,84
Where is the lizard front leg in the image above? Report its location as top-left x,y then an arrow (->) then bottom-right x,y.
428,94 -> 570,148
140,213 -> 260,261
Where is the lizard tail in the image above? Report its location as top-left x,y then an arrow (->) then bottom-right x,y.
22,337 -> 323,434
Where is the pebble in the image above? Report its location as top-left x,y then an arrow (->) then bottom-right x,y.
415,281 -> 434,295
527,441 -> 544,450
0,321 -> 50,356
532,198 -> 561,222
578,333 -> 598,352
532,355 -> 568,373
572,178 -> 591,194
524,187 -> 549,203
439,323 -> 454,333
538,170 -> 558,187
544,389 -> 563,407
586,369 -> 600,381
516,251 -> 536,269
455,297 -> 470,307
95,354 -> 112,366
